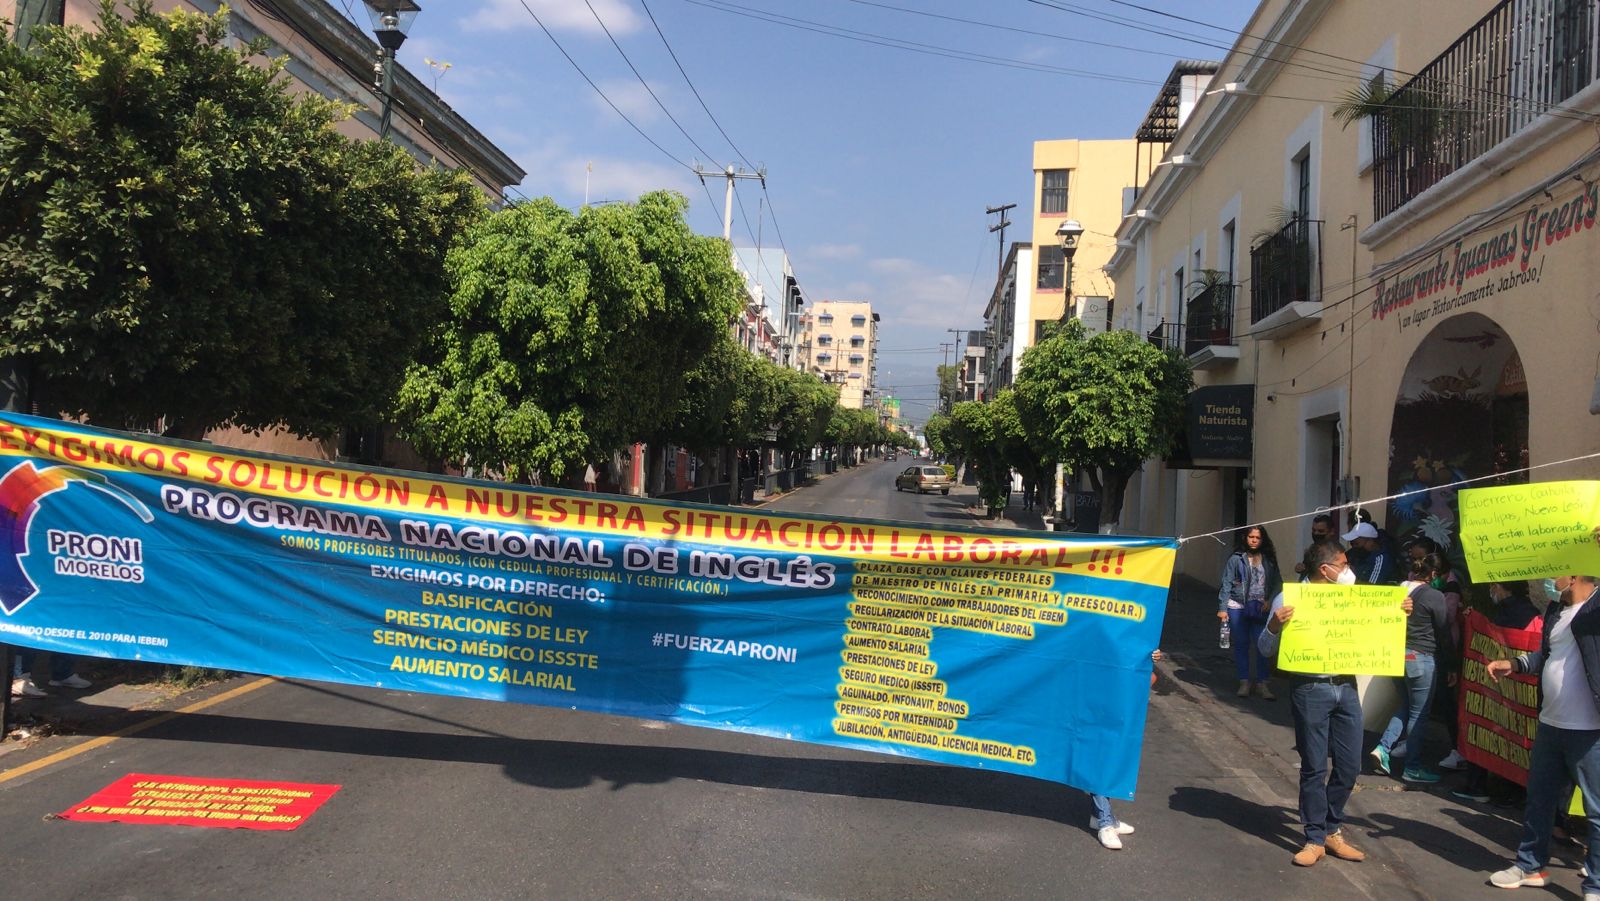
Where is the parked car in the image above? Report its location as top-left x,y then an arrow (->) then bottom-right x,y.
895,465 -> 951,495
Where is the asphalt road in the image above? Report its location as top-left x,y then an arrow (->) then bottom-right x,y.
0,460 -> 1485,899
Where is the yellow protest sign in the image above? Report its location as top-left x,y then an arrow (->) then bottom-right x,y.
1460,481 -> 1600,583
1276,584 -> 1407,676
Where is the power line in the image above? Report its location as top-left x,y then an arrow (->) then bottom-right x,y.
583,0 -> 723,167
678,0 -> 1162,87
515,0 -> 695,172
639,0 -> 756,170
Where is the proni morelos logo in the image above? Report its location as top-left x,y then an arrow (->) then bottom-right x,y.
0,461 -> 154,615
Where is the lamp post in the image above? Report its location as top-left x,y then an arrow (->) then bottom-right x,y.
1055,219 -> 1084,322
363,1 -> 421,140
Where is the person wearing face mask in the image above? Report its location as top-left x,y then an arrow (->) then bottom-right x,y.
1258,542 -> 1414,867
1486,574 -> 1600,893
1369,553 -> 1457,783
1293,514 -> 1339,577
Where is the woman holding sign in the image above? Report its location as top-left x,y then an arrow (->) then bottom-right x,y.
1218,526 -> 1284,700
1369,553 -> 1457,784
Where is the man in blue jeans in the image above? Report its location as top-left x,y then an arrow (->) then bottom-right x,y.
1487,573 -> 1600,896
1259,541 -> 1412,867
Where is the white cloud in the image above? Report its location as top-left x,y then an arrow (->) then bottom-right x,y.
590,79 -> 668,126
461,0 -> 642,35
809,242 -> 862,261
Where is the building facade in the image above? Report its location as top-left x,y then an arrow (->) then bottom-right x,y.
1109,0 -> 1600,583
802,301 -> 878,409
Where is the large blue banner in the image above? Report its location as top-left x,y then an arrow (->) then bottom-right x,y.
0,413 -> 1174,798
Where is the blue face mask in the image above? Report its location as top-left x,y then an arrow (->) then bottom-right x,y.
1545,578 -> 1561,599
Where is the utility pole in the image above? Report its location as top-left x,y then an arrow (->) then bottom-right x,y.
987,203 -> 1016,276
694,163 -> 767,241
938,342 -> 955,413
947,328 -> 966,402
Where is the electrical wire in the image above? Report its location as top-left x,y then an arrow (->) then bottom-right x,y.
677,0 -> 1163,87
583,0 -> 724,168
639,0 -> 756,170
515,0 -> 695,173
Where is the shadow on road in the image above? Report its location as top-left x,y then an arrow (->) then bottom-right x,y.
101,708 -> 1107,826
1361,809 -> 1508,874
1167,785 -> 1304,852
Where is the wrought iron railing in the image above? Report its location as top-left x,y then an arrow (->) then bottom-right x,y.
1184,282 -> 1237,354
1249,218 -> 1322,323
1373,0 -> 1599,219
1146,321 -> 1184,352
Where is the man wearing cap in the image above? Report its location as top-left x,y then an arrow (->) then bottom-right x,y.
1342,521 -> 1398,585
1260,541 -> 1413,867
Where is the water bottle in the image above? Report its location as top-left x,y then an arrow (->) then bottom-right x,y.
1219,622 -> 1231,649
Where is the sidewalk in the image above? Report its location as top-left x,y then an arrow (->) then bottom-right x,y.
949,480 -> 1576,898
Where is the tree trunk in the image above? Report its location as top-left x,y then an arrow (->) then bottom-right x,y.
1098,467 -> 1131,534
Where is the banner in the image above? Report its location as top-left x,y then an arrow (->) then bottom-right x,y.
1459,609 -> 1542,785
0,413 -> 1174,799
58,774 -> 340,831
1459,481 -> 1600,582
1277,584 -> 1407,676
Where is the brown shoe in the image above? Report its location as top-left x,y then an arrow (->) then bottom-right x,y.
1292,843 -> 1325,867
1324,831 -> 1365,861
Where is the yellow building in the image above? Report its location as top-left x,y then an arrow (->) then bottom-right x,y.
1109,0 -> 1600,584
988,140 -> 1137,387
802,300 -> 879,409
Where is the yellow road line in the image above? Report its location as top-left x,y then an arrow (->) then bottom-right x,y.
0,676 -> 276,785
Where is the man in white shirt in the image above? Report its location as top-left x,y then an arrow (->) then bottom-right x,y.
1487,574 -> 1600,896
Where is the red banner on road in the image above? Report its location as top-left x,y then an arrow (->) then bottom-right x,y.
1459,610 -> 1543,785
58,773 -> 339,831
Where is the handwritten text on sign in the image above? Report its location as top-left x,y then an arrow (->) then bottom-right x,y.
1277,584 -> 1407,676
1460,481 -> 1600,582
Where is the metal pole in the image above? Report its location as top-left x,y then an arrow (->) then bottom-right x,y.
722,166 -> 735,242
378,48 -> 396,140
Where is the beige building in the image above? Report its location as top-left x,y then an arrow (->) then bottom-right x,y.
801,301 -> 878,409
1109,0 -> 1600,584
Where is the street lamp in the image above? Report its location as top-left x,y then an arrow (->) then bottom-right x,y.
363,1 -> 421,140
1056,219 -> 1084,322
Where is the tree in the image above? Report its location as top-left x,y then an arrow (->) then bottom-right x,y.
936,363 -> 961,413
1014,319 -> 1193,532
923,413 -> 953,460
0,2 -> 485,438
947,400 -> 1009,510
395,192 -> 744,482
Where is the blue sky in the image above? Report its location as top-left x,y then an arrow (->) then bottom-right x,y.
341,0 -> 1260,421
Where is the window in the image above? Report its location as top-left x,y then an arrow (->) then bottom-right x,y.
1037,245 -> 1064,291
851,315 -> 866,327
1293,148 -> 1311,219
819,313 -> 833,325
1041,169 -> 1069,214
818,335 -> 832,346
850,336 -> 865,348
1221,221 -> 1237,282
849,354 -> 864,365
817,353 -> 832,364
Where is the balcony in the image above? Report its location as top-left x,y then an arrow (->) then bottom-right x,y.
1146,321 -> 1183,352
1373,0 -> 1599,220
1249,217 -> 1323,340
1183,282 -> 1242,369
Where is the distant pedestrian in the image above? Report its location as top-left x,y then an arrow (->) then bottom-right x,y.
1217,526 -> 1282,699
1487,574 -> 1600,893
1259,541 -> 1413,867
1370,553 -> 1456,784
583,463 -> 599,492
11,650 -> 91,697
1022,476 -> 1036,512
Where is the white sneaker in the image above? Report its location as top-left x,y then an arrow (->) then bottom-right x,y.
1438,749 -> 1468,770
1088,817 -> 1134,835
1097,825 -> 1124,850
48,674 -> 91,689
11,677 -> 45,698
1489,866 -> 1549,888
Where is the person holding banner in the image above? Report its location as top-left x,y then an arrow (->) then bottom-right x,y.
1259,542 -> 1413,868
1454,580 -> 1543,804
1217,526 -> 1283,699
1370,553 -> 1457,783
1487,574 -> 1600,893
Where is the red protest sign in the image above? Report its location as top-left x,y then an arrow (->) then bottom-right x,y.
58,773 -> 340,831
1459,610 -> 1543,785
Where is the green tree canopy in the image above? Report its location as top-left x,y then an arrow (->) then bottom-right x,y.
0,2 -> 485,437
395,192 -> 744,482
923,413 -> 953,459
1014,320 -> 1193,531
936,363 -> 961,414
